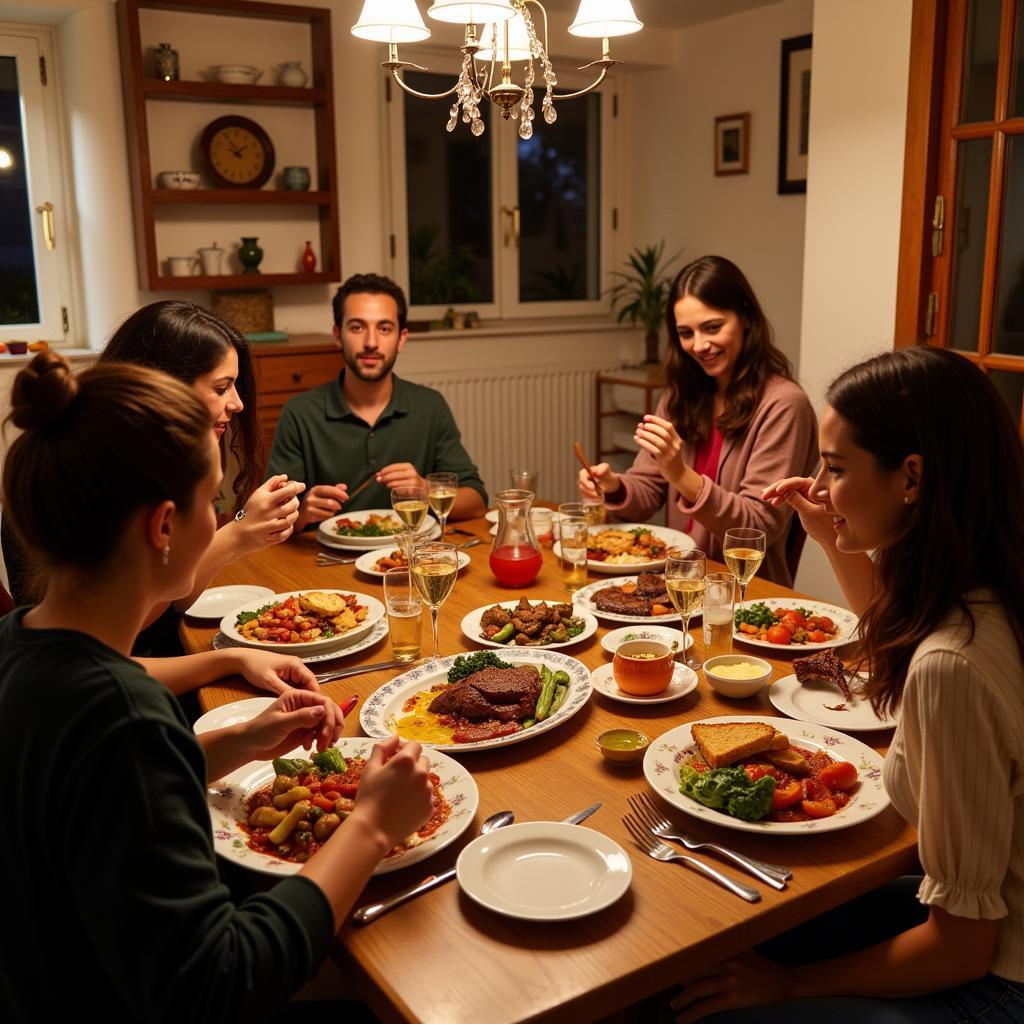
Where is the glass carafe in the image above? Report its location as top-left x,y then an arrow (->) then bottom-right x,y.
489,489 -> 543,586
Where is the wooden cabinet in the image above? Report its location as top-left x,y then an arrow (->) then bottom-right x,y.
116,0 -> 340,291
594,365 -> 667,459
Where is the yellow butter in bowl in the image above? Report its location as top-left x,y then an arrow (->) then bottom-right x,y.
711,661 -> 765,680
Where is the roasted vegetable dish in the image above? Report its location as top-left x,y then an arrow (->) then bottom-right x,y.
587,527 -> 667,564
235,592 -> 367,644
334,513 -> 403,537
479,597 -> 587,646
734,603 -> 840,645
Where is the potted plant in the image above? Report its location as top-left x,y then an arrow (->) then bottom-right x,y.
607,241 -> 683,364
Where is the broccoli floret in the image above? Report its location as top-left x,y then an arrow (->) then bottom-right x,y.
679,763 -> 775,822
447,651 -> 514,684
313,747 -> 348,774
734,602 -> 775,629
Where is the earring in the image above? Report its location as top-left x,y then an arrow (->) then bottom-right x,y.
162,544 -> 170,566
904,497 -> 912,505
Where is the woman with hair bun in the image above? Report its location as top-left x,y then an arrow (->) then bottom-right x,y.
578,255 -> 817,586
670,346 -> 1024,1023
0,353 -> 434,1019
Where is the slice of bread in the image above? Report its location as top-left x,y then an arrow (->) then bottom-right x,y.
691,722 -> 789,769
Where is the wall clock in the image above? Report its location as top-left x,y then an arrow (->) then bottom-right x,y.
200,115 -> 275,189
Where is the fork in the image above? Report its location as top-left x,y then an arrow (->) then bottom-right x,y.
629,793 -> 790,889
315,552 -> 359,565
623,815 -> 761,902
458,538 -> 483,550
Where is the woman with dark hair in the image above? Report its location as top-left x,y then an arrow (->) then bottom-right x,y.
670,346 -> 1024,1023
579,255 -> 817,586
0,353 -> 433,1018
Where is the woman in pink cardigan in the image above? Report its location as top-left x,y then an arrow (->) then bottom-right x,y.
579,255 -> 817,586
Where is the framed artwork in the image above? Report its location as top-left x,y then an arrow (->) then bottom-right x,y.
778,33 -> 812,194
714,113 -> 750,176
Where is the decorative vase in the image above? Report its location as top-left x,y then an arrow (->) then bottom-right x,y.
302,241 -> 317,273
154,42 -> 179,82
238,237 -> 263,274
277,61 -> 308,87
198,243 -> 224,276
282,166 -> 311,191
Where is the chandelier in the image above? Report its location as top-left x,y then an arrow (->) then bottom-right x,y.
351,0 -> 643,139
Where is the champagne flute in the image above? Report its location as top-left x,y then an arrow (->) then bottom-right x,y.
664,547 -> 706,669
426,472 -> 458,537
410,542 -> 459,662
391,484 -> 429,563
723,528 -> 767,604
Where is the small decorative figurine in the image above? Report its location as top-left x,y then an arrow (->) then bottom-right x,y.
154,43 -> 179,82
302,241 -> 317,273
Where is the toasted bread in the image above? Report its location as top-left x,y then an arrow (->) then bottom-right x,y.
299,591 -> 348,617
691,722 -> 789,769
764,747 -> 810,776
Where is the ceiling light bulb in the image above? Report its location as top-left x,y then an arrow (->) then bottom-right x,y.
0,148 -> 13,171
351,0 -> 431,43
568,0 -> 643,38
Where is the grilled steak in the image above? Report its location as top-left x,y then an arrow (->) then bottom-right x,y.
635,572 -> 668,600
428,665 -> 542,722
594,589 -> 652,616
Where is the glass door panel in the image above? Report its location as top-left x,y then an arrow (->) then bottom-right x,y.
949,137 -> 994,350
961,0 -> 1003,122
1011,1 -> 1024,116
994,135 -> 1024,355
991,367 -> 1024,425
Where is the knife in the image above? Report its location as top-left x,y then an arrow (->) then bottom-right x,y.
351,803 -> 602,926
315,659 -> 408,684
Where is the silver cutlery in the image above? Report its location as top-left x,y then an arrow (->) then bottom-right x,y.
458,538 -> 483,550
446,527 -> 476,537
315,552 -> 359,565
628,792 -> 790,889
315,658 -> 409,683
622,814 -> 762,903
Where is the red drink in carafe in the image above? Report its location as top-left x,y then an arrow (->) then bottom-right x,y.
489,544 -> 542,586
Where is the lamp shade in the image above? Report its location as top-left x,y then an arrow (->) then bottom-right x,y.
352,0 -> 431,43
427,0 -> 515,25
568,0 -> 643,38
476,14 -> 532,62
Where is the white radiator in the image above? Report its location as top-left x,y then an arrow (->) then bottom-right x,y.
411,365 -> 616,505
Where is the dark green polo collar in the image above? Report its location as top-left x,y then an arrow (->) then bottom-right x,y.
324,371 -> 413,423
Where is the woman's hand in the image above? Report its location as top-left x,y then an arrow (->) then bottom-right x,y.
762,475 -> 834,548
635,415 -> 687,486
348,736 -> 434,851
230,647 -> 320,696
241,689 -> 345,761
577,463 -> 620,501
234,475 -> 305,550
670,953 -> 789,1023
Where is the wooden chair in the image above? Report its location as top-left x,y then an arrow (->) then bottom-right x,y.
785,513 -> 808,584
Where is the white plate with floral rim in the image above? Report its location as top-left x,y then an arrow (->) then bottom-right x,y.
554,523 -> 695,575
218,589 -> 386,655
643,715 -> 888,835
769,673 -> 898,732
354,547 -> 471,579
599,625 -> 693,656
590,662 -> 699,705
318,510 -> 440,550
574,576 -> 696,625
359,648 -> 593,753
733,599 -> 859,652
460,599 -> 599,651
203,732 -> 479,877
212,617 -> 389,665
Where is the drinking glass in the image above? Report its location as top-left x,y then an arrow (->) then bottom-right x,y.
509,467 -> 538,494
702,571 -> 736,661
722,528 -> 767,604
581,495 -> 606,526
664,547 -> 706,668
391,484 -> 429,562
410,542 -> 459,661
382,567 -> 422,663
426,472 -> 458,536
558,516 -> 589,593
558,501 -> 585,521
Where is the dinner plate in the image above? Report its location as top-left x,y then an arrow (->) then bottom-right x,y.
186,584 -> 275,620
555,523 -> 695,575
354,547 -> 471,578
218,589 -> 386,654
574,575 -> 697,625
212,617 -> 389,664
643,714 -> 889,835
194,696 -> 275,734
460,599 -> 599,650
360,648 -> 592,753
318,509 -> 439,550
203,732 -> 479,877
456,822 -> 631,920
590,662 -> 698,705
599,625 -> 693,656
769,673 -> 898,732
733,599 -> 859,652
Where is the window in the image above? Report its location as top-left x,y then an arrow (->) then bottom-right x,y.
0,26 -> 77,344
385,59 -> 615,320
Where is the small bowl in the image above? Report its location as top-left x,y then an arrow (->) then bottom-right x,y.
596,728 -> 650,766
612,639 -> 675,696
6,340 -> 28,355
213,64 -> 262,84
158,170 -> 200,190
702,654 -> 773,699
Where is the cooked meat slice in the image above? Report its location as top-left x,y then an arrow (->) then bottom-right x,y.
428,666 -> 542,721
480,605 -> 512,630
594,588 -> 652,616
794,650 -> 853,701
635,572 -> 668,599
551,603 -> 574,619
511,614 -> 544,637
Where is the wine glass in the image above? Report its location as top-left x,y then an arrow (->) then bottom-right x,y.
426,472 -> 458,537
664,547 -> 706,669
391,484 -> 428,563
722,528 -> 767,604
410,542 -> 459,662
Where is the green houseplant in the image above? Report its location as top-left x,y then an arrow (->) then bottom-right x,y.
607,241 -> 682,364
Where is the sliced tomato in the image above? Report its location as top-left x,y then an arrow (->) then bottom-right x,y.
766,624 -> 793,645
818,760 -> 858,791
814,616 -> 835,632
743,763 -> 777,783
781,610 -> 807,629
801,777 -> 838,818
806,630 -> 827,643
771,778 -> 803,810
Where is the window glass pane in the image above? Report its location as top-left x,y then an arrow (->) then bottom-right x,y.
961,0 -> 1001,123
948,137 -> 993,351
403,71 -> 493,306
990,368 -> 1024,428
1012,0 -> 1024,117
994,136 -> 1024,355
517,93 -> 600,303
0,55 -> 40,326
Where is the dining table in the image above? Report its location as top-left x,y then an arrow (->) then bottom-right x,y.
181,515 -> 918,1024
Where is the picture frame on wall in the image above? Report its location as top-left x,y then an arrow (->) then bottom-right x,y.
714,113 -> 750,176
778,33 -> 812,194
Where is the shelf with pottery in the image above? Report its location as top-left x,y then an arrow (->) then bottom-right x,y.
149,189 -> 332,205
140,80 -> 328,105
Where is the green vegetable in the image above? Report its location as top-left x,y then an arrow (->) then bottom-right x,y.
734,602 -> 775,629
550,683 -> 568,714
551,670 -> 570,688
314,747 -> 348,774
726,776 -> 776,822
562,618 -> 586,638
491,622 -> 515,644
236,602 -> 273,626
678,763 -> 775,822
272,757 -> 313,777
447,651 -> 513,684
535,667 -> 557,721
521,717 -> 536,729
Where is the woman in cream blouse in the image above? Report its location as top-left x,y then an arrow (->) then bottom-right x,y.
672,346 -> 1024,1023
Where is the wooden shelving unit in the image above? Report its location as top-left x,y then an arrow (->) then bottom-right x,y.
116,0 -> 340,292
595,365 -> 667,459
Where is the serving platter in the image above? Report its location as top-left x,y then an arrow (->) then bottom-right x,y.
460,599 -> 599,651
643,715 -> 889,835
360,648 -> 592,753
574,575 -> 695,625
554,522 -> 695,575
733,599 -> 858,652
212,618 -> 389,665
769,673 -> 898,731
318,509 -> 440,550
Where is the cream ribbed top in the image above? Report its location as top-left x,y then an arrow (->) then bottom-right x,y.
883,594 -> 1024,981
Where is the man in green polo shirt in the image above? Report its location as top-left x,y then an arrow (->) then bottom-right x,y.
267,273 -> 487,530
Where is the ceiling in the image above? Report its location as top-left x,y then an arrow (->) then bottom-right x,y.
543,0 -> 787,29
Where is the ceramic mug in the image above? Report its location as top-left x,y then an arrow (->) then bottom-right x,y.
168,256 -> 197,277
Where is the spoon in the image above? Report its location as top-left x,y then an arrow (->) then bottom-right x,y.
351,810 -> 515,925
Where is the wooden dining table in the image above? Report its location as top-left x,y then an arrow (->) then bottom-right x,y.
182,516 -> 918,1024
